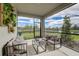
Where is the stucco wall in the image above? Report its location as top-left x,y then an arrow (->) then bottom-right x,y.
0,26 -> 17,56
0,3 -> 1,25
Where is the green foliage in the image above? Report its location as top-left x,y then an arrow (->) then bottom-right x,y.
61,16 -> 71,42
3,3 -> 16,26
73,24 -> 79,30
24,25 -> 33,29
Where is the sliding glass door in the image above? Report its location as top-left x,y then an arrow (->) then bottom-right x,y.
34,18 -> 41,38
17,16 -> 41,39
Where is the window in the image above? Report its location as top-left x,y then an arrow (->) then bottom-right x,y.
44,4 -> 79,52
45,18 -> 61,36
34,18 -> 41,37
17,16 -> 41,39
45,4 -> 79,37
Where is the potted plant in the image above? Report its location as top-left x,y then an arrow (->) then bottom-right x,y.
3,3 -> 16,33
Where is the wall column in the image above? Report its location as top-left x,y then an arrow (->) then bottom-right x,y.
40,17 -> 45,37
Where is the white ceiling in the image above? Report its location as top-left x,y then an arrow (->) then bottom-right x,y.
12,3 -> 75,17
12,3 -> 61,16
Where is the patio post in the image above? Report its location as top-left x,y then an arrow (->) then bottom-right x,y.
40,17 -> 45,38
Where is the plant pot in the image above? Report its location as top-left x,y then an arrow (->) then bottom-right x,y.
8,23 -> 14,33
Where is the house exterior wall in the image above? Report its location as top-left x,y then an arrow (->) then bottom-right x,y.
0,3 -> 17,56
0,27 -> 17,56
0,3 -> 1,25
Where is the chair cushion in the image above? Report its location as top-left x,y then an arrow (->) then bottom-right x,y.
7,38 -> 15,46
12,38 -> 27,50
48,40 -> 60,44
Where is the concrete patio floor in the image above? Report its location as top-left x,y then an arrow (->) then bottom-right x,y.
15,39 -> 79,56
23,39 -> 79,56
36,46 -> 79,56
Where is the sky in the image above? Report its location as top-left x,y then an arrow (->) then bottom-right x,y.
18,17 -> 34,27
18,4 -> 79,28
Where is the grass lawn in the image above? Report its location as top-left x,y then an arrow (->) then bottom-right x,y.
45,32 -> 79,41
19,31 -> 79,41
22,32 -> 34,39
71,35 -> 79,41
20,31 -> 40,39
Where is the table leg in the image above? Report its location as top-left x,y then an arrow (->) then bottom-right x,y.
36,46 -> 38,54
53,43 -> 55,50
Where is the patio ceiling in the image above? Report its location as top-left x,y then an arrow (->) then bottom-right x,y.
12,3 -> 76,18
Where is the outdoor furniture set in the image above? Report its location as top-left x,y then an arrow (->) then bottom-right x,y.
3,35 -> 62,56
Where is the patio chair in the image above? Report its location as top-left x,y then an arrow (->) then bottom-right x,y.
2,38 -> 14,56
5,43 -> 27,56
32,36 -> 46,54
45,35 -> 62,50
4,37 -> 27,56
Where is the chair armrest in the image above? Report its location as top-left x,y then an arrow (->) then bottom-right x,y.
5,43 -> 27,55
12,43 -> 27,46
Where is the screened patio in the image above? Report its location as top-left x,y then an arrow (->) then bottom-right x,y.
1,3 -> 79,56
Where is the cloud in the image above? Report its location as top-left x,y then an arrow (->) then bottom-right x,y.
18,16 -> 33,20
18,16 -> 34,27
18,20 -> 33,24
18,22 -> 26,27
18,4 -> 79,28
48,20 -> 63,25
50,4 -> 79,18
70,17 -> 79,24
45,4 -> 79,28
51,16 -> 63,20
45,19 -> 64,28
18,16 -> 41,27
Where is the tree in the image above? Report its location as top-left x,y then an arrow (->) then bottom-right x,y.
24,25 -> 33,29
55,27 -> 59,32
61,16 -> 71,43
73,24 -> 78,30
